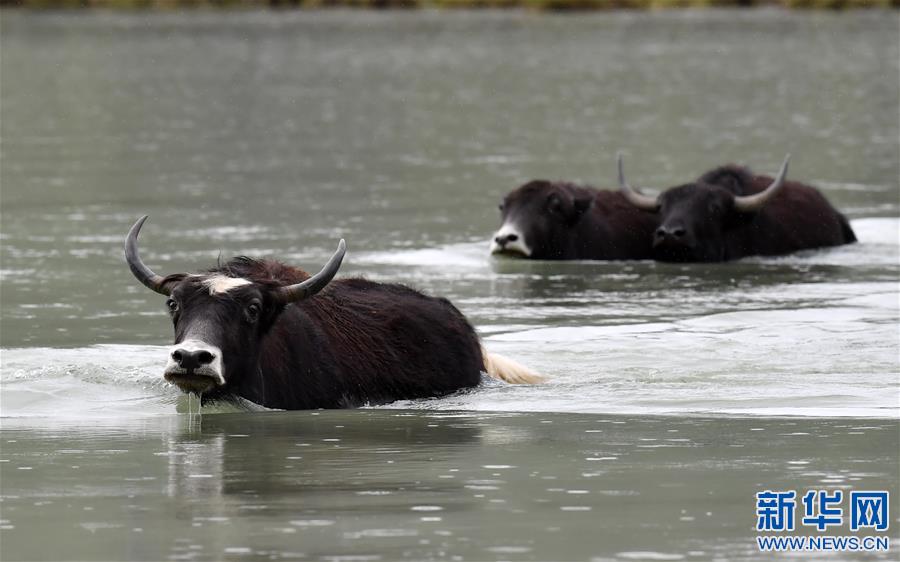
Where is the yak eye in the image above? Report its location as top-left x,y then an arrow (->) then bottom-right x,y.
547,194 -> 563,214
166,299 -> 179,314
498,202 -> 505,212
246,301 -> 261,322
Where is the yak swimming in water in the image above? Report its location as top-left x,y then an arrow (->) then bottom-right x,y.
490,178 -> 658,260
617,154 -> 856,262
125,216 -> 542,410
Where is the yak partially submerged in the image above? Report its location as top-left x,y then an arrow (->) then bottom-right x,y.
125,217 -> 542,410
491,179 -> 658,260
618,155 -> 856,262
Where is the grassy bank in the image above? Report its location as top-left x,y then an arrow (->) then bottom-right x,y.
1,0 -> 897,9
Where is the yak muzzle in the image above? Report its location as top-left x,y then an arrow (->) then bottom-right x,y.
653,225 -> 688,247
164,339 -> 225,394
490,223 -> 531,258
651,224 -> 701,262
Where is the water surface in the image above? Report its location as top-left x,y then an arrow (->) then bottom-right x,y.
2,411 -> 899,561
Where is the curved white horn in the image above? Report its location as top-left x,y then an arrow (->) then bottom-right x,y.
124,216 -> 177,296
272,239 -> 346,304
733,154 -> 791,213
617,153 -> 659,211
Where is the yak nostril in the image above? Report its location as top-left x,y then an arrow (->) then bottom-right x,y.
655,228 -> 667,238
171,348 -> 213,370
494,236 -> 506,245
506,234 -> 518,242
672,228 -> 686,238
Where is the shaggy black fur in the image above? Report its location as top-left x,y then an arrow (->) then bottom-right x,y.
497,180 -> 659,260
163,259 -> 483,409
650,165 -> 856,262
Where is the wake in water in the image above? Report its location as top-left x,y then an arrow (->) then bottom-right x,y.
1,219 -> 897,422
4,282 -> 896,421
355,218 -> 898,269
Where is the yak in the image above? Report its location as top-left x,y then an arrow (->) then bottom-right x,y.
125,216 -> 542,410
490,179 -> 658,260
617,154 -> 856,263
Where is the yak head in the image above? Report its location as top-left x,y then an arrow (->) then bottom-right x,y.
491,180 -> 593,259
125,216 -> 345,396
617,154 -> 790,262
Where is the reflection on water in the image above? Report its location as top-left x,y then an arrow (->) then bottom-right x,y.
1,411 -> 897,561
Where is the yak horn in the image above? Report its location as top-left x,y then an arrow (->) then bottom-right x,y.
273,239 -> 346,304
617,153 -> 659,211
733,154 -> 791,213
125,215 -> 174,296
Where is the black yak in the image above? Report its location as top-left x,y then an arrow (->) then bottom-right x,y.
125,216 -> 542,410
490,179 -> 658,260
618,154 -> 856,262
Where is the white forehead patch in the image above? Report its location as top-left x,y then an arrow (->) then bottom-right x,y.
202,275 -> 252,295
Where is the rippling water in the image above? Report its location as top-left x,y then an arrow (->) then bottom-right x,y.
3,217 -> 897,419
1,8 -> 898,561
1,411 -> 897,562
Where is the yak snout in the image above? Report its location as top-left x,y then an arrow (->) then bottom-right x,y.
652,221 -> 695,262
164,339 -> 226,394
171,348 -> 216,371
654,224 -> 687,246
490,223 -> 531,257
651,221 -> 704,262
494,232 -> 519,246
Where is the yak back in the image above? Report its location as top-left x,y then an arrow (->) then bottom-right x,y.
693,169 -> 857,257
590,189 -> 660,258
569,185 -> 658,260
225,259 -> 484,409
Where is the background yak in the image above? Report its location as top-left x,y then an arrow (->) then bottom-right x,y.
618,154 -> 856,262
125,216 -> 542,410
491,179 -> 658,260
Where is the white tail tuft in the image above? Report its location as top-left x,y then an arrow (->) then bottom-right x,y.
481,346 -> 545,384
